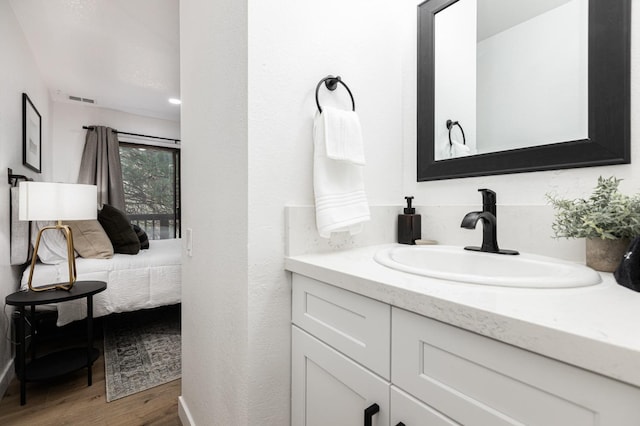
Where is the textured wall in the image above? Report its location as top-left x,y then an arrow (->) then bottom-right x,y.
179,0 -> 405,424
0,1 -> 51,398
246,1 -> 404,423
50,102 -> 180,184
179,0 -> 249,424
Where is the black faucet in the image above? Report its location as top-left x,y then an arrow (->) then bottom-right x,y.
461,189 -> 519,255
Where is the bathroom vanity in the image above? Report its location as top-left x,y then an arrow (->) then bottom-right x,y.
287,244 -> 640,425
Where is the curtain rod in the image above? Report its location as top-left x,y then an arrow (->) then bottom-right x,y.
82,126 -> 180,143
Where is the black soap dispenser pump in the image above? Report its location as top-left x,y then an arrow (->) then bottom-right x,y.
398,196 -> 421,245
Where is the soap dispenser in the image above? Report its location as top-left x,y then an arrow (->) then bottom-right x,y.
398,196 -> 421,245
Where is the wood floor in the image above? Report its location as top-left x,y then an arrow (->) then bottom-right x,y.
0,318 -> 181,425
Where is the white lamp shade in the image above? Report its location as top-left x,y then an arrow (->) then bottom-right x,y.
19,182 -> 97,221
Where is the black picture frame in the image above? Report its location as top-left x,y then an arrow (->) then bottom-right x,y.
417,0 -> 631,181
22,93 -> 42,173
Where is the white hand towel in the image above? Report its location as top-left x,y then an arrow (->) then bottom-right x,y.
322,107 -> 366,165
449,140 -> 471,158
313,111 -> 370,238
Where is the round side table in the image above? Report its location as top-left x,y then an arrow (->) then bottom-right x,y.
5,281 -> 107,405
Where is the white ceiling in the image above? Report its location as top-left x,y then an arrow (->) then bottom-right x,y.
9,0 -> 180,122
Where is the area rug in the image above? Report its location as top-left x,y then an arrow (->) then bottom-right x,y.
103,305 -> 181,402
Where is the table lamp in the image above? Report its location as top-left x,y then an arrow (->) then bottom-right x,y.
19,182 -> 97,291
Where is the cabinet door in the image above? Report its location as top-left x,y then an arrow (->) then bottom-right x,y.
292,274 -> 391,379
392,307 -> 640,426
390,386 -> 460,426
292,325 -> 389,426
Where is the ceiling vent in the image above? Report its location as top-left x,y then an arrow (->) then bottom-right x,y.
68,95 -> 96,104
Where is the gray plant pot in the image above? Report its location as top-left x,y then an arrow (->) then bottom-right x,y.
586,237 -> 630,272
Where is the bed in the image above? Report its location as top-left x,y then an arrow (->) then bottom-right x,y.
9,183 -> 182,327
20,238 -> 182,326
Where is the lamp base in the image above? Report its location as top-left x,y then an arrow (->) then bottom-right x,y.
26,222 -> 77,292
29,282 -> 74,292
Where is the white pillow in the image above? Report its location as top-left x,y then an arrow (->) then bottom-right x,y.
31,221 -> 77,264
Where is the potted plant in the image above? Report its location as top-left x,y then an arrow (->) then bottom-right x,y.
546,176 -> 640,272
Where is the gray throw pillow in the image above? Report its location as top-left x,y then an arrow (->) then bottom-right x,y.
132,224 -> 150,250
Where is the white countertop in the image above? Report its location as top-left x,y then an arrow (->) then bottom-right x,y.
285,244 -> 640,388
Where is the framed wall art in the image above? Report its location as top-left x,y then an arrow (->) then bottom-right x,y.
22,93 -> 41,173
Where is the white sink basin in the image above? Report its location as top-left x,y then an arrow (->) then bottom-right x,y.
374,245 -> 601,288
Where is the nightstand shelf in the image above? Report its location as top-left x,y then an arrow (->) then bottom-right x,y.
25,348 -> 100,382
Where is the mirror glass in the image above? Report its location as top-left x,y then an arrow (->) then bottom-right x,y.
417,0 -> 630,181
434,0 -> 588,160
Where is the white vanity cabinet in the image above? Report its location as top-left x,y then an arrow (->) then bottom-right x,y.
291,273 -> 640,426
292,274 -> 391,426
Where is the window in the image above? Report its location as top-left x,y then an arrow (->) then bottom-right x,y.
119,142 -> 180,239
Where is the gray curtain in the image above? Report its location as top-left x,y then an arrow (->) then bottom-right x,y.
78,126 -> 125,210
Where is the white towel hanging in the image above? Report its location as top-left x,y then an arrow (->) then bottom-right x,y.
313,111 -> 370,238
322,107 -> 366,165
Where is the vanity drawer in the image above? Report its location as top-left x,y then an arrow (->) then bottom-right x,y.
292,274 -> 390,379
391,386 -> 460,426
392,307 -> 640,426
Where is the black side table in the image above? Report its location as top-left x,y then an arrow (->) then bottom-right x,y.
5,281 -> 107,405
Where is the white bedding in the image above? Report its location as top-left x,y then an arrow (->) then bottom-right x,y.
21,238 -> 182,326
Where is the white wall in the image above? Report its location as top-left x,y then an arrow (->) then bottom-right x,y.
434,0 -> 477,159
477,0 -> 588,153
50,102 -> 180,184
247,1 -> 404,422
403,1 -> 640,263
179,0 -> 404,424
0,1 -> 51,398
179,0 -> 249,423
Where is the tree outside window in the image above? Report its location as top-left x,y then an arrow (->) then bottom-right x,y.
119,143 -> 180,239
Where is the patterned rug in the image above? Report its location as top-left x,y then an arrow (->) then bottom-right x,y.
103,305 -> 181,402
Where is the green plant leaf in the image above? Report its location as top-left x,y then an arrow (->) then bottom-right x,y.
546,176 -> 640,240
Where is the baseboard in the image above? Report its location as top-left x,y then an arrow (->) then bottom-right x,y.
0,358 -> 15,401
178,395 -> 196,426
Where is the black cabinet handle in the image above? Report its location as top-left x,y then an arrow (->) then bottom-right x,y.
364,403 -> 380,426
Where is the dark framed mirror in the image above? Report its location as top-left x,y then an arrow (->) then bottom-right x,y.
417,0 -> 631,181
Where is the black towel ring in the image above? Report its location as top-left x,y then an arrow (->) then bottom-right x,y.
446,119 -> 466,146
315,75 -> 356,113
